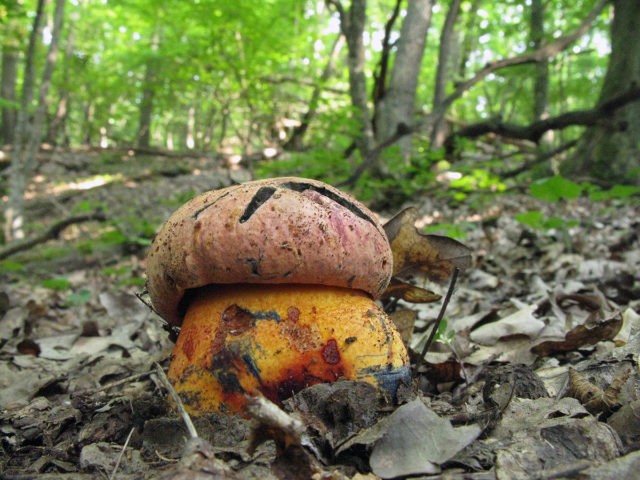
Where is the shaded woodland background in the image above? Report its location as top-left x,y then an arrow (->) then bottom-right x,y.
1,0 -> 640,245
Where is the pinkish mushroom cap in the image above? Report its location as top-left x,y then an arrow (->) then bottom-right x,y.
146,177 -> 393,325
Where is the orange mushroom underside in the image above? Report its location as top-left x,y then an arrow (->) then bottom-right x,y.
168,283 -> 410,415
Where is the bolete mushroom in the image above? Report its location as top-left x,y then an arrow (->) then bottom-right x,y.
146,177 -> 410,414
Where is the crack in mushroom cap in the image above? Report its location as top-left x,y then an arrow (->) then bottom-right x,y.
146,177 -> 393,325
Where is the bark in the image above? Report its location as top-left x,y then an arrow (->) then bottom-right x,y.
530,0 -> 549,122
430,0 -> 462,148
137,32 -> 160,148
47,23 -> 76,146
567,0 -> 640,184
374,0 -> 433,158
371,0 -> 402,112
330,0 -> 375,155
5,0 -> 65,241
1,48 -> 18,144
137,72 -> 155,148
284,33 -> 344,151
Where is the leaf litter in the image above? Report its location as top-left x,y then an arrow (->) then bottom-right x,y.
1,151 -> 639,479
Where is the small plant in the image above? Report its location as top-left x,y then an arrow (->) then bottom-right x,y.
515,211 -> 579,231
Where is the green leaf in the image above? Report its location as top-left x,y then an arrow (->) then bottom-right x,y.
67,289 -> 92,305
42,277 -> 72,290
515,210 -> 544,229
589,184 -> 640,201
0,260 -> 25,272
530,176 -> 582,202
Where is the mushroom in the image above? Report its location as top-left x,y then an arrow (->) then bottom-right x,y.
146,177 -> 410,414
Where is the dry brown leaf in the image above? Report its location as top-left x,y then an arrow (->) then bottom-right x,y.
380,278 -> 442,303
531,292 -> 622,356
388,309 -> 417,345
566,367 -> 631,414
383,207 -> 472,285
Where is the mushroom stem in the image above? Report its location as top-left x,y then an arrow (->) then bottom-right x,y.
168,284 -> 409,415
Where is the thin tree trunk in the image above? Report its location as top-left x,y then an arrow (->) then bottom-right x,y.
47,22 -> 75,145
330,0 -> 375,156
530,0 -> 549,122
137,72 -> 155,148
137,31 -> 160,148
284,33 -> 344,151
1,48 -> 18,144
374,0 -> 433,159
5,0 -> 65,241
430,0 -> 462,148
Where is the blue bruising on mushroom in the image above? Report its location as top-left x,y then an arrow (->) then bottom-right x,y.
242,353 -> 263,382
362,364 -> 411,399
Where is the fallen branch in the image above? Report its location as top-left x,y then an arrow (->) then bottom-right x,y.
0,211 -> 106,260
446,83 -> 640,148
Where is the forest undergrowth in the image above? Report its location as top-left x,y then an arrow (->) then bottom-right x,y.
1,148 -> 639,479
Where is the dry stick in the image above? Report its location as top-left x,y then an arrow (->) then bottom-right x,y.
153,362 -> 198,439
418,267 -> 460,372
0,211 -> 107,260
109,427 -> 135,480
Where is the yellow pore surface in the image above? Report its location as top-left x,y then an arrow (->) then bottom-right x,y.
168,284 -> 409,415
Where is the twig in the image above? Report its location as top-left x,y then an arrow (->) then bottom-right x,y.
153,362 -> 198,439
109,427 -> 135,480
75,370 -> 155,395
418,267 -> 460,371
0,211 -> 107,260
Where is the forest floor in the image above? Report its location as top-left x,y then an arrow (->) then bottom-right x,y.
0,147 -> 639,479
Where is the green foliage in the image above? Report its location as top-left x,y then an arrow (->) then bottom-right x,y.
66,289 -> 92,305
515,211 -> 579,231
530,176 -> 582,202
161,189 -> 197,209
0,260 -> 25,272
42,277 -> 72,290
101,265 -> 145,287
448,169 -> 506,201
587,184 -> 640,201
423,222 -> 476,240
72,200 -> 106,214
434,319 -> 455,346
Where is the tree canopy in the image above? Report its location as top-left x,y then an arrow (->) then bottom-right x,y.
1,0 -> 639,213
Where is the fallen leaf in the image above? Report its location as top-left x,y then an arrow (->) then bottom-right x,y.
369,399 -> 481,479
470,304 -> 545,346
531,292 -> 622,356
380,278 -> 441,303
383,207 -> 472,284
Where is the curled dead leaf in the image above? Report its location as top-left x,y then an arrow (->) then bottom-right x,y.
531,292 -> 622,356
384,207 -> 472,282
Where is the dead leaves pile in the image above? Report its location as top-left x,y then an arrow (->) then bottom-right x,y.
0,194 -> 639,479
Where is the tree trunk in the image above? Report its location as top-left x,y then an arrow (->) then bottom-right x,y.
47,22 -> 76,146
1,48 -> 18,144
339,0 -> 375,156
430,0 -> 462,148
137,76 -> 155,148
5,0 -> 65,241
137,31 -> 160,148
374,0 -> 433,158
566,0 -> 640,184
284,33 -> 344,151
530,0 -> 549,122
